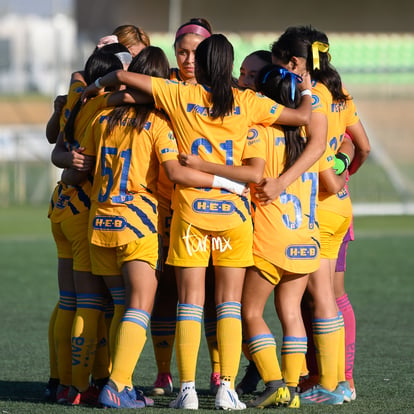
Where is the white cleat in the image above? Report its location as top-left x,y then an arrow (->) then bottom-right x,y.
169,386 -> 199,410
215,382 -> 246,410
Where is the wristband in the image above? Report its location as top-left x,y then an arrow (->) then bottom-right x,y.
212,175 -> 246,196
300,89 -> 312,97
95,77 -> 103,89
333,152 -> 350,175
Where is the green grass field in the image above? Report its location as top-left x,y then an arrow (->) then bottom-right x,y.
1,206 -> 413,413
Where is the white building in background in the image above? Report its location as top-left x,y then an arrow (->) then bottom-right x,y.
0,4 -> 76,95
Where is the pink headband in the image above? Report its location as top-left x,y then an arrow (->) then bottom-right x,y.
175,24 -> 211,41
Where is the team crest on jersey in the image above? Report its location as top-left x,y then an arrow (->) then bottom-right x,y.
192,199 -> 235,214
286,244 -> 318,259
93,215 -> 127,230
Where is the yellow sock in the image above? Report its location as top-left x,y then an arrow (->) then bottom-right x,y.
54,291 -> 76,386
151,316 -> 176,373
216,302 -> 242,388
110,308 -> 150,390
337,312 -> 346,382
248,333 -> 282,383
313,317 -> 340,391
92,311 -> 111,381
281,336 -> 307,387
71,294 -> 104,391
48,303 -> 59,379
204,317 -> 220,373
175,304 -> 203,383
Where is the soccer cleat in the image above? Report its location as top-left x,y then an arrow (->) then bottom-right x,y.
235,360 -> 261,396
300,384 -> 344,405
287,386 -> 300,409
98,382 -> 146,409
336,381 -> 352,403
66,386 -> 81,406
246,380 -> 290,408
135,387 -> 155,407
169,386 -> 199,410
215,382 -> 247,410
151,372 -> 173,396
43,378 -> 59,402
209,372 -> 221,395
56,384 -> 70,404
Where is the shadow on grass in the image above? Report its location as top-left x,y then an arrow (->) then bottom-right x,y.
0,381 -> 221,409
0,380 -> 49,403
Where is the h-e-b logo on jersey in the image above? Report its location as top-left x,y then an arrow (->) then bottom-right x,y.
93,215 -> 127,230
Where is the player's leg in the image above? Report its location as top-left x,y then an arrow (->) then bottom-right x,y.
242,260 -> 289,408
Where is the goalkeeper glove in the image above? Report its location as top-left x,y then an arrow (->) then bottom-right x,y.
333,152 -> 350,175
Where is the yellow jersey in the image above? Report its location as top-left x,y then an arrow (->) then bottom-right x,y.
82,108 -> 179,247
151,77 -> 284,231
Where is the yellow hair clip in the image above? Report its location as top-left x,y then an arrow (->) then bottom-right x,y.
311,41 -> 329,70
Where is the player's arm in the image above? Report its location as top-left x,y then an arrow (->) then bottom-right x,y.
320,138 -> 355,193
51,133 -> 95,172
162,159 -> 247,196
254,112 -> 327,205
82,70 -> 154,102
333,134 -> 356,175
178,154 -> 265,184
346,121 -> 371,175
61,165 -> 93,187
275,72 -> 313,127
45,95 -> 67,144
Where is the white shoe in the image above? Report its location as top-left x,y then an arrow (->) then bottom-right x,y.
215,382 -> 246,410
169,387 -> 198,410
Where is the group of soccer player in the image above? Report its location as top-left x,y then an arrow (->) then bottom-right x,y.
44,17 -> 370,410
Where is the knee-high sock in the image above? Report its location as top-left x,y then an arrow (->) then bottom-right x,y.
71,294 -> 104,391
281,336 -> 307,387
175,304 -> 203,383
150,316 -> 176,373
336,294 -> 355,382
247,333 -> 282,384
108,287 -> 125,360
216,302 -> 242,388
54,290 -> 76,386
336,312 -> 346,382
92,310 -> 111,381
48,303 -> 59,379
110,308 -> 150,390
204,317 -> 220,373
313,317 -> 340,391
